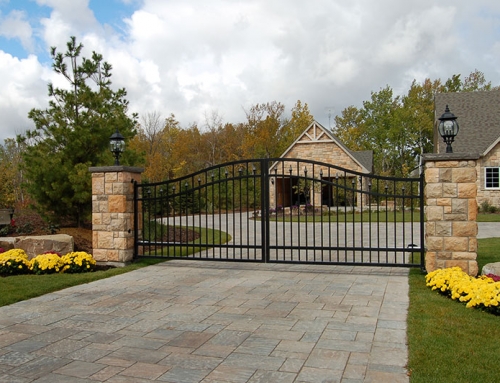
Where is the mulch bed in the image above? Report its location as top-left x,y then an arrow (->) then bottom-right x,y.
161,226 -> 200,242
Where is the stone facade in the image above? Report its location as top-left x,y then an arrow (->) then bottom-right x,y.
423,154 -> 479,276
476,140 -> 500,209
285,142 -> 364,172
270,122 -> 370,208
90,166 -> 143,266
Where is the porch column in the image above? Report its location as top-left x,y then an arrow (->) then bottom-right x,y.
89,166 -> 143,267
422,154 -> 479,276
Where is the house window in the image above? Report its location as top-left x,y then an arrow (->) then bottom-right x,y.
485,167 -> 500,189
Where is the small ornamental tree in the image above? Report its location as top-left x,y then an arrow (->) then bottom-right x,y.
19,36 -> 140,226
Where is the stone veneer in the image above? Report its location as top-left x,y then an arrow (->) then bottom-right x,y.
270,141 -> 367,208
89,166 -> 143,266
476,140 -> 500,208
284,142 -> 364,171
423,153 -> 479,276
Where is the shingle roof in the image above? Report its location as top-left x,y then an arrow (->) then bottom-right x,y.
435,90 -> 500,155
324,127 -> 374,172
348,150 -> 373,173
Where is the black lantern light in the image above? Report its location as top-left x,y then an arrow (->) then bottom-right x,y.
437,105 -> 459,153
109,129 -> 125,166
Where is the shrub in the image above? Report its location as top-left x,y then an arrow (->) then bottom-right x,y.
0,249 -> 31,275
0,220 -> 16,236
303,203 -> 317,214
61,251 -> 96,273
480,200 -> 499,214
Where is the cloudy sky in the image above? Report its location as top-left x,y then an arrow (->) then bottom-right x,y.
1,0 -> 500,142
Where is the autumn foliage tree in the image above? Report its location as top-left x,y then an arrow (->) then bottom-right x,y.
0,139 -> 25,208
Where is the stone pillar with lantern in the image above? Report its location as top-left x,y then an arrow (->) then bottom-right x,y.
89,130 -> 143,266
423,106 -> 479,276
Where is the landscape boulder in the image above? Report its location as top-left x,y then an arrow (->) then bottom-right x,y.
14,234 -> 74,259
481,262 -> 500,277
0,237 -> 16,251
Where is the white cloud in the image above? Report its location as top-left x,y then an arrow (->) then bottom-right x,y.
0,52 -> 48,137
0,10 -> 34,51
1,0 -> 500,142
37,0 -> 100,50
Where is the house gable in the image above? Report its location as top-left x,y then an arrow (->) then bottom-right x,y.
278,121 -> 371,173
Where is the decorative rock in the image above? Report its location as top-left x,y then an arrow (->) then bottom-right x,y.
14,234 -> 74,259
481,262 -> 500,277
0,237 -> 16,251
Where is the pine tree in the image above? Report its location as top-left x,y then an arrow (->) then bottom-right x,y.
18,36 -> 139,226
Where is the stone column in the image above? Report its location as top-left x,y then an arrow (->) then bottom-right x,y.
89,166 -> 143,267
423,154 -> 479,276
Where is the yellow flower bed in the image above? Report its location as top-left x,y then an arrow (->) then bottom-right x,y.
0,249 -> 31,275
426,267 -> 500,315
0,248 -> 28,261
61,251 -> 96,273
30,253 -> 64,274
0,249 -> 96,275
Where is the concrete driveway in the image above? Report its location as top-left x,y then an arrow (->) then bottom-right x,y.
478,222 -> 500,238
0,261 -> 409,383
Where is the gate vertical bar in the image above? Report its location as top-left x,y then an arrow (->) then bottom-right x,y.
261,158 -> 270,263
133,180 -> 139,259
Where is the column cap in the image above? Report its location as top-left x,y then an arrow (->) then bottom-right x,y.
422,153 -> 480,162
89,166 -> 144,173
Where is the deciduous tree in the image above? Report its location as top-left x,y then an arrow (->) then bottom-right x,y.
242,101 -> 286,158
334,70 -> 499,176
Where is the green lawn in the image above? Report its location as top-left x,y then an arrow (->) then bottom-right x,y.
269,209 -> 422,222
477,212 -> 500,222
266,211 -> 500,223
407,237 -> 500,383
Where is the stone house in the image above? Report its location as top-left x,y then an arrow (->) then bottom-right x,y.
435,90 -> 500,209
269,121 -> 373,209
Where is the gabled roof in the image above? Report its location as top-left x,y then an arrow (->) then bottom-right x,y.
279,120 -> 373,173
435,90 -> 500,155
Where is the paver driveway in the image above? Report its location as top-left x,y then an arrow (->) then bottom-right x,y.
0,261 -> 409,382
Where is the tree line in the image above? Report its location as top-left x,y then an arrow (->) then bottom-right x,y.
129,99 -> 314,183
334,70 -> 498,176
0,35 -> 496,226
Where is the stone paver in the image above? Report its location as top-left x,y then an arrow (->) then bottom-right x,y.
0,260 -> 410,382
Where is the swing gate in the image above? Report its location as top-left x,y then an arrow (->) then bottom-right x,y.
133,158 -> 425,268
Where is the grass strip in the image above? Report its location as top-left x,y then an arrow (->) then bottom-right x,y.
477,213 -> 500,222
268,210 -> 421,222
142,226 -> 231,257
407,237 -> 500,383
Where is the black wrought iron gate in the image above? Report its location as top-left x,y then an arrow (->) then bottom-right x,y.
134,158 -> 424,268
